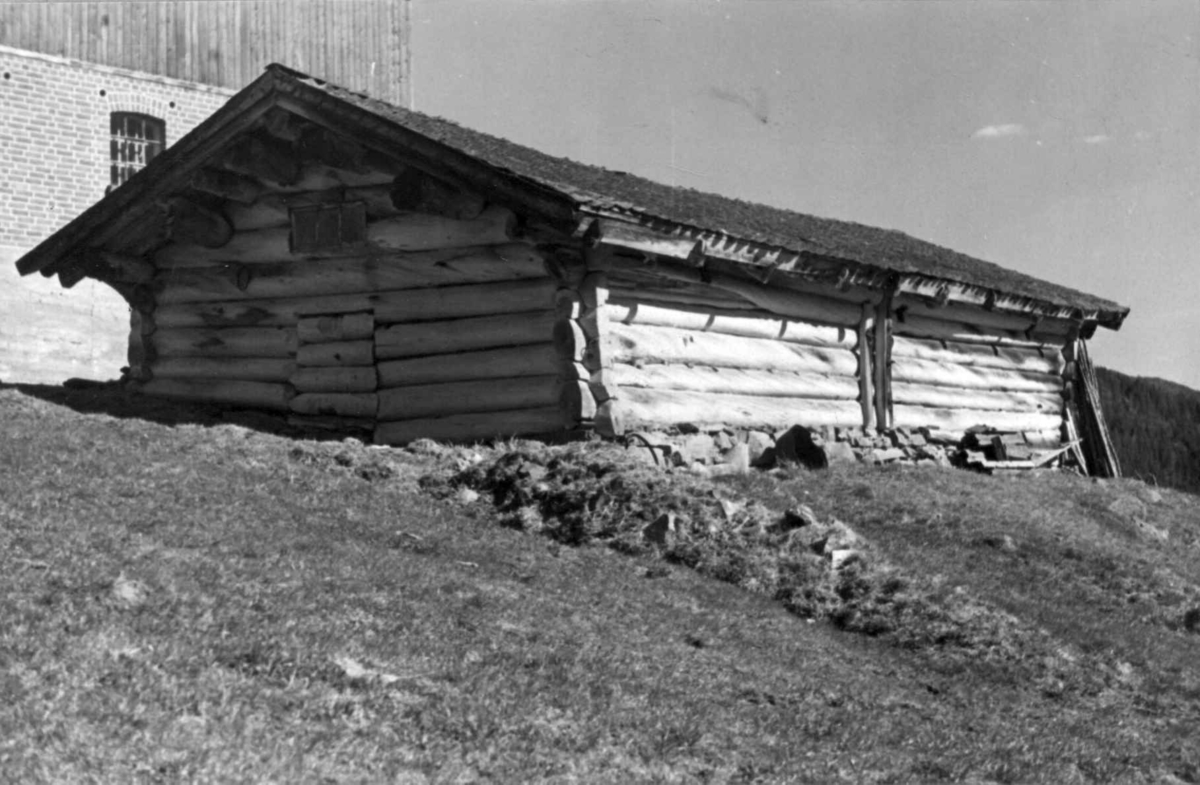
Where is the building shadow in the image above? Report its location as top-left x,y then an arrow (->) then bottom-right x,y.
3,380 -> 357,443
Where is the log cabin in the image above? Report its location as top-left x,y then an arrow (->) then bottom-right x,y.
13,65 -> 1129,472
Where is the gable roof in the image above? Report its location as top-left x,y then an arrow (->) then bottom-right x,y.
16,64 -> 1128,330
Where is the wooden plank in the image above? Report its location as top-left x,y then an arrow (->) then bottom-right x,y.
894,312 -> 1068,349
377,343 -> 563,388
891,334 -> 1065,375
140,378 -> 294,411
372,277 -> 558,324
616,388 -> 863,430
601,363 -> 859,400
150,356 -> 296,383
374,310 -> 557,360
604,322 -> 859,377
596,302 -> 854,349
378,375 -> 563,420
857,302 -> 875,430
155,244 -> 547,304
874,291 -> 891,430
151,326 -> 298,358
290,366 -> 377,394
296,340 -> 374,367
374,407 -> 573,446
891,382 -> 1061,414
892,357 -> 1063,393
296,313 -> 374,343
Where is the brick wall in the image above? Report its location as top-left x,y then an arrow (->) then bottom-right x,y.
0,44 -> 234,248
0,46 -> 233,383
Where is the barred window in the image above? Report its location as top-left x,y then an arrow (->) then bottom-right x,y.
109,112 -> 165,190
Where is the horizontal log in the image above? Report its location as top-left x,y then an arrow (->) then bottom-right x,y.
140,378 -> 294,411
601,362 -> 859,400
154,206 -> 518,268
893,313 -> 1068,349
155,244 -> 547,305
378,375 -> 564,420
374,406 -> 573,446
391,168 -> 487,220
597,302 -> 855,349
288,414 -> 376,433
373,277 -> 559,324
189,168 -> 263,204
289,392 -> 378,418
607,286 -> 759,312
150,356 -> 296,383
377,343 -> 564,388
892,404 -> 1063,435
296,340 -> 375,367
151,326 -> 298,358
893,296 -> 1077,336
225,185 -> 400,232
375,310 -> 557,360
594,255 -> 875,323
297,313 -> 374,343
615,388 -> 863,430
891,382 -> 1061,413
162,195 -> 234,249
604,322 -> 859,376
290,366 -> 378,394
891,357 -> 1063,393
891,335 -> 1064,374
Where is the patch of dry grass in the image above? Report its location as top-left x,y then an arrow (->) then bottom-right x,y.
2,384 -> 1199,783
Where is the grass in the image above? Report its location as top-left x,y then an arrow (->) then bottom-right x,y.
1,382 -> 1199,783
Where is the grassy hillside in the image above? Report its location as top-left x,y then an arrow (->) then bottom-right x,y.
1096,366 -> 1200,495
2,383 -> 1199,783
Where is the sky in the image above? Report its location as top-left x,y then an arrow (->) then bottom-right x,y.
410,1 -> 1200,390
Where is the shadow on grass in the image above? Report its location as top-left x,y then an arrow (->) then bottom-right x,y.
2,380 -> 352,443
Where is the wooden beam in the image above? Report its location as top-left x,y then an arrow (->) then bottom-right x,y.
874,290 -> 892,430
858,302 -> 875,430
160,195 -> 234,249
391,167 -> 487,220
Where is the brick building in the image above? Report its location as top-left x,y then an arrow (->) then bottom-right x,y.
0,1 -> 411,383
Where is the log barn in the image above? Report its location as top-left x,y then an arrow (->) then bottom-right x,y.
14,65 -> 1128,468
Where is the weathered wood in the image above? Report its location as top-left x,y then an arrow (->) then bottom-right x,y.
391,167 -> 487,220
374,407 -> 572,446
605,322 -> 860,376
891,335 -> 1064,375
893,313 -> 1068,350
606,286 -> 758,312
596,302 -> 855,349
617,388 -> 864,430
564,379 -> 597,421
891,357 -> 1063,393
296,340 -> 375,367
373,277 -> 558,324
290,366 -> 378,394
891,382 -> 1061,413
155,244 -> 548,304
555,319 -> 590,364
874,292 -> 892,430
601,363 -> 860,400
296,313 -> 374,343
857,303 -> 875,430
151,326 -> 298,358
161,195 -> 234,249
226,185 -> 399,232
892,404 -> 1062,435
189,168 -> 263,205
893,296 -> 1076,336
594,255 -> 875,323
140,378 -> 294,411
378,375 -> 563,420
290,392 -> 378,418
375,310 -> 557,360
594,400 -> 624,437
150,356 -> 296,383
154,206 -> 517,269
377,343 -> 562,388
288,414 -> 377,433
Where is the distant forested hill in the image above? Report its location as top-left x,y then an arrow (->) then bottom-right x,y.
1095,367 -> 1200,494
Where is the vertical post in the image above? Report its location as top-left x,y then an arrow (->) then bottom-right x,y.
873,290 -> 892,430
857,302 -> 875,430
